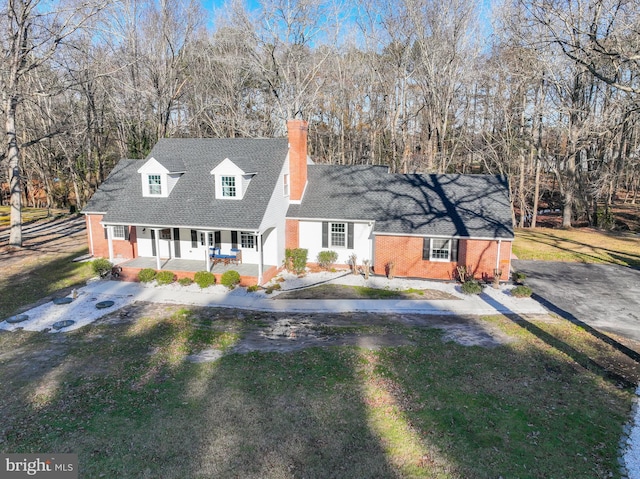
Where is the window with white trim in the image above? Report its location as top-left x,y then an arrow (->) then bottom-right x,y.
113,225 -> 125,239
330,223 -> 346,247
283,174 -> 289,196
160,228 -> 171,240
423,238 -> 453,262
221,176 -> 236,197
240,232 -> 255,249
148,174 -> 162,195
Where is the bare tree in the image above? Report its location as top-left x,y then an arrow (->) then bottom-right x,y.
1,0 -> 104,246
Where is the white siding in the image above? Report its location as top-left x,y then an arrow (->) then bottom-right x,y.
298,221 -> 373,266
259,156 -> 291,266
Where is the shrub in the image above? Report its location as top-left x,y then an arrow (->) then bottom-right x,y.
221,270 -> 241,289
285,248 -> 308,274
511,285 -> 533,298
92,258 -> 113,277
194,271 -> 216,289
461,280 -> 483,295
265,283 -> 282,294
156,270 -> 176,285
138,268 -> 157,283
316,250 -> 338,270
512,271 -> 526,284
246,285 -> 259,293
178,277 -> 194,286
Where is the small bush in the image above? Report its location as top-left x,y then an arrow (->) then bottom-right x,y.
194,271 -> 216,289
178,277 -> 194,286
156,270 -> 176,285
246,285 -> 259,293
265,283 -> 282,294
221,270 -> 241,289
285,248 -> 308,274
512,271 -> 526,284
138,268 -> 157,283
511,285 -> 533,298
461,280 -> 483,295
92,258 -> 113,277
316,250 -> 339,270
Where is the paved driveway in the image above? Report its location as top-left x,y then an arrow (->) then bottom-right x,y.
512,260 -> 640,342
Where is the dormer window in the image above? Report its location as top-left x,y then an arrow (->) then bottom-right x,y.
211,158 -> 255,200
148,175 -> 162,195
138,157 -> 184,198
221,176 -> 236,197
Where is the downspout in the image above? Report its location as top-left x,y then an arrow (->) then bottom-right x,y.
496,239 -> 502,278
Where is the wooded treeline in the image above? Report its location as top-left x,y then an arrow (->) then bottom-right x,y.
2,0 -> 640,245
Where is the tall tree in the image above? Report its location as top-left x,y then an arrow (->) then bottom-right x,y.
1,0 -> 103,246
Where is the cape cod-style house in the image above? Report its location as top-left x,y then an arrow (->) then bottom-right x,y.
83,120 -> 514,285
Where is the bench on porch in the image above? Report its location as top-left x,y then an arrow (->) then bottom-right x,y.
210,248 -> 242,266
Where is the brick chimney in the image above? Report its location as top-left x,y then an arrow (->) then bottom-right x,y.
287,119 -> 308,202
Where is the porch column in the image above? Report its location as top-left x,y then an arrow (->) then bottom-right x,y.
257,232 -> 264,284
106,225 -> 114,262
87,215 -> 94,256
154,229 -> 161,270
205,233 -> 211,271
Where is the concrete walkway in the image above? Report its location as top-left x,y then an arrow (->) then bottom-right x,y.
1,277 -> 548,333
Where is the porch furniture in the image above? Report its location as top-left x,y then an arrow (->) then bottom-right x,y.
210,247 -> 241,266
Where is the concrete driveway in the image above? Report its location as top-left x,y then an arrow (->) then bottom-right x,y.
512,260 -> 640,342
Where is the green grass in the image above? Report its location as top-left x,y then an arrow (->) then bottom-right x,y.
514,227 -> 640,268
0,307 -> 635,478
0,249 -> 93,319
0,206 -> 67,227
275,284 -> 456,300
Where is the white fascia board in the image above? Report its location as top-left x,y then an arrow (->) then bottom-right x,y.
210,158 -> 246,176
137,157 -> 169,174
373,231 -> 514,241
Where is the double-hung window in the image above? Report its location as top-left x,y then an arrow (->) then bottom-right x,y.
240,232 -> 255,249
330,223 -> 346,247
221,176 -> 236,197
113,225 -> 126,239
423,238 -> 457,262
148,175 -> 162,195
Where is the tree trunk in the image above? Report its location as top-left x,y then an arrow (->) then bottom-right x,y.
7,97 -> 22,247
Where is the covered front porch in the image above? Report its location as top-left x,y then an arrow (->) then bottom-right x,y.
117,257 -> 278,286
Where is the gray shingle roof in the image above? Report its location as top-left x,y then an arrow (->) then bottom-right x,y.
83,138 -> 289,230
287,165 -> 514,239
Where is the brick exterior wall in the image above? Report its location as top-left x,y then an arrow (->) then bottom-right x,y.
374,235 -> 512,281
285,219 -> 300,249
287,119 -> 308,201
85,214 -> 137,260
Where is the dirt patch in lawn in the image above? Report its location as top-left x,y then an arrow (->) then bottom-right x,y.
274,283 -> 460,300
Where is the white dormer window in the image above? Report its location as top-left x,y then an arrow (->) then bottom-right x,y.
148,174 -> 162,195
211,158 -> 255,200
138,157 -> 184,198
221,176 -> 236,197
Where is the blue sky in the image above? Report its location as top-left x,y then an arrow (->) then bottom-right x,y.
199,0 -> 495,40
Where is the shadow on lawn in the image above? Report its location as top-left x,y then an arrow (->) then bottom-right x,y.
1,302 -> 633,478
517,230 -> 640,269
481,292 -> 638,388
0,310 -> 408,478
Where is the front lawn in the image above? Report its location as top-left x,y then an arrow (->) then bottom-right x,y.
0,306 -> 635,478
514,227 -> 640,268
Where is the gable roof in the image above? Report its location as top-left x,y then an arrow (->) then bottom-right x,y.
286,165 -> 514,239
83,138 -> 288,230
